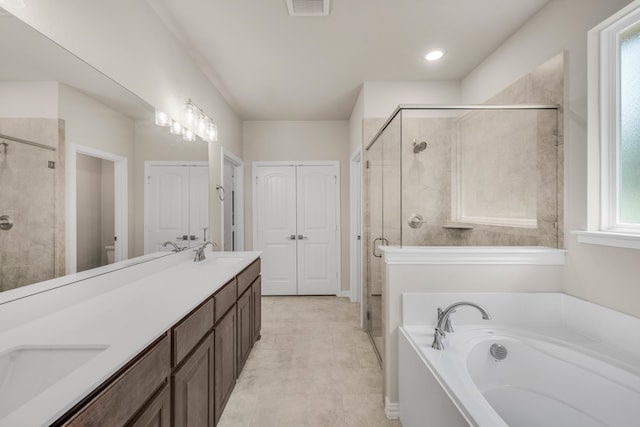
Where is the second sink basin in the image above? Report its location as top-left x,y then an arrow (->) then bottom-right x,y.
0,345 -> 108,419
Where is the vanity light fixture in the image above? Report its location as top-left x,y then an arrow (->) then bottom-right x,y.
155,110 -> 170,127
154,100 -> 218,143
425,48 -> 445,62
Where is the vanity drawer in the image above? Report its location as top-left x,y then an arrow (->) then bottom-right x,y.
63,334 -> 170,427
172,298 -> 214,367
237,259 -> 260,296
214,279 -> 237,323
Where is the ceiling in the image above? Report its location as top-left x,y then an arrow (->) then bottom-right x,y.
149,0 -> 551,121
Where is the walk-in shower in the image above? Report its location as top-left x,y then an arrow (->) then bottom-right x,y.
363,104 -> 562,362
0,132 -> 59,292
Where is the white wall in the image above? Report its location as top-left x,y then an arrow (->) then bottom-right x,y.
0,81 -> 58,120
362,81 -> 461,119
243,120 -> 350,292
461,0 -> 639,318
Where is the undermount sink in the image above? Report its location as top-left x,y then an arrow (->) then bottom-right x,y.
196,254 -> 245,266
0,345 -> 108,418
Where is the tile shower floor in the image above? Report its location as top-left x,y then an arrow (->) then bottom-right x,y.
218,296 -> 401,427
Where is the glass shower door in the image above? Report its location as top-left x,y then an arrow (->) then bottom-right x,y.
364,112 -> 402,362
0,137 -> 56,291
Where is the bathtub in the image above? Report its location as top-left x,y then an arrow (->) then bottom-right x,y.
398,293 -> 640,427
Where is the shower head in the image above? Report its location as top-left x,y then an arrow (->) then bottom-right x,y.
413,140 -> 427,154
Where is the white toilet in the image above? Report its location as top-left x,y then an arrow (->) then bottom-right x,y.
105,245 -> 115,264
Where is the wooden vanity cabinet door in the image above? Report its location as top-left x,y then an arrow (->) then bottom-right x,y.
128,382 -> 171,427
236,288 -> 252,374
214,307 -> 236,425
62,335 -> 170,427
173,332 -> 215,427
251,277 -> 261,343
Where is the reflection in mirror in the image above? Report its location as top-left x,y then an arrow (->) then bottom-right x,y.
0,9 -> 208,298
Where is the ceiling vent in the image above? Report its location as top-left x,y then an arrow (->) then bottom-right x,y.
287,0 -> 330,16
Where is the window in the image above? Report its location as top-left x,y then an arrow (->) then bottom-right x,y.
581,3 -> 640,249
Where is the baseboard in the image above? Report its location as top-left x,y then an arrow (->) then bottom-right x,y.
384,397 -> 399,419
336,290 -> 350,298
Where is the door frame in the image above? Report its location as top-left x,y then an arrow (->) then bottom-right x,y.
252,160 -> 342,294
143,160 -> 208,254
222,149 -> 245,251
67,144 -> 128,274
350,149 -> 362,308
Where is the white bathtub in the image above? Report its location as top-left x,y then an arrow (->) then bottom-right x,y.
398,293 -> 640,427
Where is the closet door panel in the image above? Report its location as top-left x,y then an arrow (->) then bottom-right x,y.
255,166 -> 298,295
296,165 -> 338,295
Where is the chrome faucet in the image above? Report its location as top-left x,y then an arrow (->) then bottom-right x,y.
162,241 -> 183,252
432,302 -> 491,350
193,241 -> 217,262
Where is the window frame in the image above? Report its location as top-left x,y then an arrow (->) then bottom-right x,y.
580,2 -> 640,250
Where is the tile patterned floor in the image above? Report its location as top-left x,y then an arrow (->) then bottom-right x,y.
218,296 -> 402,427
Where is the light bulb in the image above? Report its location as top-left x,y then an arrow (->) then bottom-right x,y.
183,128 -> 197,142
184,101 -> 196,126
155,110 -> 170,127
197,114 -> 208,135
425,49 -> 445,62
206,122 -> 218,142
169,120 -> 183,135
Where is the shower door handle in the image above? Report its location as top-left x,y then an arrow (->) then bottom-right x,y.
372,237 -> 388,258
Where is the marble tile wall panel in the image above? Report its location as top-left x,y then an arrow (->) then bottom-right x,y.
0,118 -> 64,292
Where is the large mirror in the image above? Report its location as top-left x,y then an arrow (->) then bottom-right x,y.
0,9 -> 209,298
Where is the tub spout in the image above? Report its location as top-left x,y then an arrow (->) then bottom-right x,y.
432,301 -> 491,350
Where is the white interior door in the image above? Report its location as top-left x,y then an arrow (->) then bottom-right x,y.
223,160 -> 234,250
297,165 -> 338,295
145,163 -> 208,253
256,166 -> 298,295
255,163 -> 339,296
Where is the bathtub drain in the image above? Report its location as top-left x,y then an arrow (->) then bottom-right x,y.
490,343 -> 508,360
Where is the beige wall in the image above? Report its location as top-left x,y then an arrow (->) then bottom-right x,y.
461,0 -> 639,318
243,120 -> 350,292
132,121 -> 209,256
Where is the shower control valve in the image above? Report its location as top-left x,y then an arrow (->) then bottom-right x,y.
408,213 -> 427,229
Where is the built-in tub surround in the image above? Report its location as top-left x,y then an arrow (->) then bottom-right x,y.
0,249 -> 260,426
399,292 -> 640,426
379,246 -> 566,419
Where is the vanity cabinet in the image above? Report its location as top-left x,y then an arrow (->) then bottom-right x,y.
60,335 -> 171,427
54,257 -> 261,427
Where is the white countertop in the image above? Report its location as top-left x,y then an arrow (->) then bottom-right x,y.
0,250 -> 261,426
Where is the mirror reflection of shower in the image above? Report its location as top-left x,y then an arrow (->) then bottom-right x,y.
412,140 -> 428,154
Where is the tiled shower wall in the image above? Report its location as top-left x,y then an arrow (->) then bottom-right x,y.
363,53 -> 564,249
0,118 -> 65,292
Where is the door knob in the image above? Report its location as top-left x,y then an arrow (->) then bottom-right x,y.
288,234 -> 296,240
297,235 -> 308,240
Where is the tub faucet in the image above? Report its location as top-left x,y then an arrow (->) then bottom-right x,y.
193,241 -> 217,262
432,302 -> 491,350
162,241 -> 183,252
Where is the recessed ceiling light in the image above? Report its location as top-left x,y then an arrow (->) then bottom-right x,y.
425,49 -> 445,62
